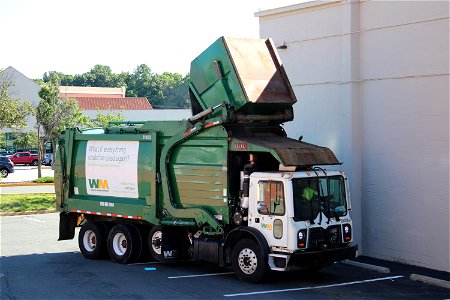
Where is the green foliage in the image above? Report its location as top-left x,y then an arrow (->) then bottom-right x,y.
36,81 -> 89,147
34,176 -> 54,183
0,131 -> 5,148
90,110 -> 125,128
12,131 -> 38,149
0,193 -> 55,213
0,69 -> 34,129
42,64 -> 190,108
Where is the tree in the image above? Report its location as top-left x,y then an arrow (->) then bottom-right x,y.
0,131 -> 5,149
37,81 -> 89,147
0,69 -> 34,129
40,64 -> 191,108
90,111 -> 125,128
36,80 -> 89,177
12,131 -> 38,150
151,72 -> 190,108
126,64 -> 153,98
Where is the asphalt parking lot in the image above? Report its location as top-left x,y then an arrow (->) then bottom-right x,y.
1,213 -> 448,299
1,165 -> 54,184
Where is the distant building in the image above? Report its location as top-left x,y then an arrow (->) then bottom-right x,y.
1,66 -> 41,153
59,86 -> 126,98
59,86 -> 154,121
59,86 -> 192,121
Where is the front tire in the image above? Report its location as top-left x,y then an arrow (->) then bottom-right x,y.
31,160 -> 37,166
231,238 -> 267,283
78,222 -> 108,259
107,224 -> 142,264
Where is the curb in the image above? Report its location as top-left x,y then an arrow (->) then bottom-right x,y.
0,182 -> 54,187
0,210 -> 57,216
410,274 -> 450,289
342,260 -> 391,273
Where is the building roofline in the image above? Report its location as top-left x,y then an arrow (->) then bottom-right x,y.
3,66 -> 41,89
254,0 -> 340,18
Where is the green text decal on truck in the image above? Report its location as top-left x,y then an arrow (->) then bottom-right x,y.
56,37 -> 357,282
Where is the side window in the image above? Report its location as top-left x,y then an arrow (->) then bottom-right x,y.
258,181 -> 285,216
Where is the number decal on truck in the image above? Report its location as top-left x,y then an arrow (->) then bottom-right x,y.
235,143 -> 247,150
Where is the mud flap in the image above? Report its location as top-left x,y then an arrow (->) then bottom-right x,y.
161,228 -> 190,261
58,212 -> 77,241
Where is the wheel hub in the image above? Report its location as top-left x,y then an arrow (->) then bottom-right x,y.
151,231 -> 162,255
112,233 -> 127,256
83,230 -> 97,252
238,248 -> 257,274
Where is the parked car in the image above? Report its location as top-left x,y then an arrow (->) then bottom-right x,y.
0,156 -> 15,178
9,151 -> 38,166
43,153 -> 53,166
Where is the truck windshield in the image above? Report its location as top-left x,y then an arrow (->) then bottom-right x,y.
292,176 -> 347,222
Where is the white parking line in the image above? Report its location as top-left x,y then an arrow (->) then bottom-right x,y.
168,272 -> 234,279
224,275 -> 404,297
22,216 -> 45,223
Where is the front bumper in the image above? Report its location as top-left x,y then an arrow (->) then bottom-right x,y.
290,244 -> 358,267
269,244 -> 358,271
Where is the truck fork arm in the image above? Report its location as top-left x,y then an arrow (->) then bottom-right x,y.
159,111 -> 225,235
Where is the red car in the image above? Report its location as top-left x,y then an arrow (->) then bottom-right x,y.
9,152 -> 39,166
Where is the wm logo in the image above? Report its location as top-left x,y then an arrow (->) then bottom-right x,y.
261,223 -> 272,229
88,179 -> 109,189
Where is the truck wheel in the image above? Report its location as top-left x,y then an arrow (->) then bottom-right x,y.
231,239 -> 267,283
31,160 -> 37,166
1,169 -> 8,178
148,226 -> 163,261
78,222 -> 108,259
107,224 -> 142,264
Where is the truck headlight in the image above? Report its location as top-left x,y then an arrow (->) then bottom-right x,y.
342,224 -> 352,242
297,229 -> 307,248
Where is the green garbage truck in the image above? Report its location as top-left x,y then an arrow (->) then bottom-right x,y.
56,37 -> 357,282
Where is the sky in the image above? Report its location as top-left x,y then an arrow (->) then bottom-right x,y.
0,0 -> 303,79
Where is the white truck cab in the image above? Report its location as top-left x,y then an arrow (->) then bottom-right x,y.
247,169 -> 357,271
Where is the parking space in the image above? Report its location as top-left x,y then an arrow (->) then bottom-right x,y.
1,213 -> 449,299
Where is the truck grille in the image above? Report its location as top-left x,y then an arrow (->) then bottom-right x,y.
309,225 -> 341,249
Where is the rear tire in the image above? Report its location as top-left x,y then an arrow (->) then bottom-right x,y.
231,238 -> 267,283
1,169 -> 8,178
148,226 -> 163,261
107,224 -> 142,264
78,222 -> 108,259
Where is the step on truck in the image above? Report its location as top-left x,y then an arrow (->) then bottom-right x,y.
56,37 -> 357,282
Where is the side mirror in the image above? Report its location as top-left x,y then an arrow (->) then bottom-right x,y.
257,201 -> 266,211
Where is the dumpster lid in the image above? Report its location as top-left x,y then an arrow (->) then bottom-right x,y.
189,37 -> 296,122
233,136 -> 340,167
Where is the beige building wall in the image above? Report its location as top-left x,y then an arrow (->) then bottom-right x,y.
256,0 -> 449,272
